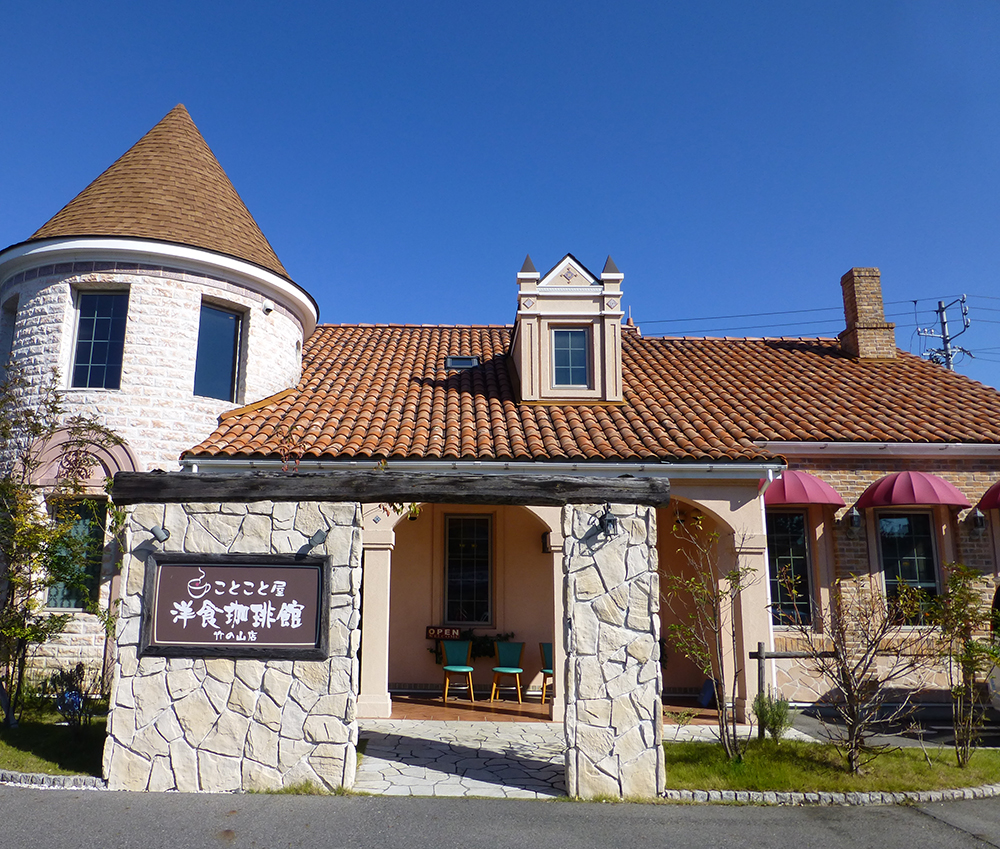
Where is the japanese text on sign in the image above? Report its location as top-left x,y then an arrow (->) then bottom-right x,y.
151,563 -> 321,649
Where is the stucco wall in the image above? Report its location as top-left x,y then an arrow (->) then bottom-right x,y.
105,500 -> 362,793
387,503 -> 556,693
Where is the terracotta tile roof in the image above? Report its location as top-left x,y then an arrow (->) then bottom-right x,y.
185,327 -> 1000,463
29,105 -> 289,279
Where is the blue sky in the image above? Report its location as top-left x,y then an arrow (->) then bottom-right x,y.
3,1 -> 999,389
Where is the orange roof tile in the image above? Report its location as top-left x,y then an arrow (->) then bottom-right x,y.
186,328 -> 1000,463
29,105 -> 289,279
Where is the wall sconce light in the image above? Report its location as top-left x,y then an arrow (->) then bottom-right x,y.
845,507 -> 862,537
598,504 -> 619,538
261,298 -> 275,315
150,525 -> 170,543
308,529 -> 328,549
972,508 -> 987,535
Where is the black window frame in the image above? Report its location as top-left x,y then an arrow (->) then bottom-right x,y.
71,291 -> 129,390
766,510 -> 812,626
878,510 -> 939,602
444,514 -> 493,626
194,302 -> 243,403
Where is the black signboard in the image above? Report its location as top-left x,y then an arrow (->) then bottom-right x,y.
142,556 -> 328,659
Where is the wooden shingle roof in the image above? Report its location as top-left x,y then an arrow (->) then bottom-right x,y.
30,105 -> 289,279
186,326 -> 1000,464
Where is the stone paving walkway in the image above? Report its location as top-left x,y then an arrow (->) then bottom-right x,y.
354,720 -> 567,798
354,719 -> 819,798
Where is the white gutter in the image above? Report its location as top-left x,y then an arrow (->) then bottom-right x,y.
180,457 -> 786,480
759,441 -> 1000,458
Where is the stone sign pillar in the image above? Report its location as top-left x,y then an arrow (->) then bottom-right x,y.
104,500 -> 363,793
562,503 -> 664,799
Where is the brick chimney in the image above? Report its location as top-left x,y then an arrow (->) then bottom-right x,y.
838,267 -> 897,359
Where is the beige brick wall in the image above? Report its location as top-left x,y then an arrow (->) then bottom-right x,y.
1,260 -> 305,472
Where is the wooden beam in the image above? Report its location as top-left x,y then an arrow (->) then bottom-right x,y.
111,470 -> 671,507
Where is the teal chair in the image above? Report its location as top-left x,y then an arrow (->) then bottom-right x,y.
442,640 -> 475,702
540,642 -> 553,704
490,641 -> 525,703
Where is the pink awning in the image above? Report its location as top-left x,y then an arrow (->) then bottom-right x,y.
764,470 -> 846,507
856,471 -> 971,509
978,481 -> 1000,511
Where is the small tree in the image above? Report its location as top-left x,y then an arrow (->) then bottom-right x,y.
930,563 -> 1000,768
661,511 -> 756,761
781,574 -> 936,774
0,362 -> 122,726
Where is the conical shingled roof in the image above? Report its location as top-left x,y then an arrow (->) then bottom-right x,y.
30,105 -> 289,279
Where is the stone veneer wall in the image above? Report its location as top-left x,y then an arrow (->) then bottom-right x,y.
562,504 -> 664,799
104,500 -> 362,793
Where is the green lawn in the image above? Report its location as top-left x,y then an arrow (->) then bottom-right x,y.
0,713 -> 106,777
664,739 -> 1000,794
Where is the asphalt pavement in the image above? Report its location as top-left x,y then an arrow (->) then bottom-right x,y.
3,787 -> 1000,849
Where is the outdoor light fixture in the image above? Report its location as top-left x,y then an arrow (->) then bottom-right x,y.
972,508 -> 987,534
150,525 -> 170,543
847,507 -> 862,530
598,504 -> 619,538
308,529 -> 328,549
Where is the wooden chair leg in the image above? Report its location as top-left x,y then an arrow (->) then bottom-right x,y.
468,672 -> 475,701
541,678 -> 548,704
515,673 -> 522,704
444,675 -> 449,703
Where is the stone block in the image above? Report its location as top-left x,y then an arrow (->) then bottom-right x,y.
170,738 -> 199,792
310,753 -> 347,790
280,696 -> 309,740
278,735 -> 314,772
592,535 -> 628,588
166,668 -> 201,701
242,759 -> 282,792
204,657 -> 236,683
202,673 -> 233,714
573,566 -> 606,602
148,755 -> 176,792
175,689 -> 218,746
253,694 -> 282,731
201,711 -> 251,757
319,502 -> 359,527
292,660 -> 331,694
198,750 -> 242,792
154,708 -> 184,743
230,513 -> 273,553
134,675 -> 170,729
262,668 -> 293,703
107,745 -> 152,791
574,752 -> 620,799
234,659 -> 266,690
227,678 -> 259,717
246,723 -> 279,768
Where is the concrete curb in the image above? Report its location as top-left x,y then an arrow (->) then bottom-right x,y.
660,783 -> 1000,806
0,770 -> 106,790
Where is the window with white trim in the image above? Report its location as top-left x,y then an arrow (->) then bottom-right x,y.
552,328 -> 589,387
444,515 -> 492,625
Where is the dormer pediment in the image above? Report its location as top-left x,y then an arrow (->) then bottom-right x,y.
510,253 -> 624,403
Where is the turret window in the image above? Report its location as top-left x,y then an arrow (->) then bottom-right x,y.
71,292 -> 129,390
194,304 -> 242,402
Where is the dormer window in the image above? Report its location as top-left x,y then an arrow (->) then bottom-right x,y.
553,329 -> 589,387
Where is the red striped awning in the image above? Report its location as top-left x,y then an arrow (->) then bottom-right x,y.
856,471 -> 971,509
764,470 -> 846,507
978,481 -> 1000,511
